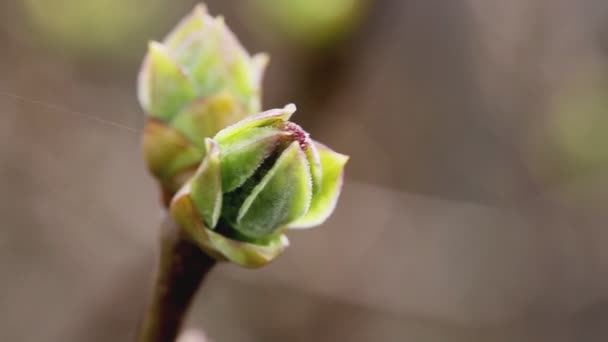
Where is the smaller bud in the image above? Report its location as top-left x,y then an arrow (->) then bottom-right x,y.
137,4 -> 269,199
170,105 -> 348,268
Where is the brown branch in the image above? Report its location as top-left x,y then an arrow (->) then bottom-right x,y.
136,213 -> 216,342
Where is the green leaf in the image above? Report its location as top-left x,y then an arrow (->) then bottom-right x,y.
190,139 -> 223,229
236,142 -> 313,238
171,190 -> 289,268
227,54 -> 257,95
168,12 -> 265,111
289,141 -> 348,228
142,119 -> 204,185
214,104 -> 296,144
172,23 -> 224,95
217,127 -> 287,192
305,140 -> 322,196
186,34 -> 224,95
207,227 -> 288,268
171,92 -> 245,150
139,42 -> 196,121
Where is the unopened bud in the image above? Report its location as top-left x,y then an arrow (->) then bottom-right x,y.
171,105 -> 348,268
138,4 -> 268,196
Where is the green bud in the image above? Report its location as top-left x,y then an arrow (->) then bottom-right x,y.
170,105 -> 348,268
138,4 -> 268,197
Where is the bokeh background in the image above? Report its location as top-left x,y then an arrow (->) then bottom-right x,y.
2,0 -> 608,341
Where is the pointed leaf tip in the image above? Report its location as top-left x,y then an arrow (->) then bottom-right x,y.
214,105 -> 296,143
164,4 -> 209,50
253,53 -> 269,75
140,41 -> 196,121
284,103 -> 297,115
193,3 -> 208,17
289,142 -> 348,229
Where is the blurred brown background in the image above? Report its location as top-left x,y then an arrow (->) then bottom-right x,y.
2,0 -> 608,341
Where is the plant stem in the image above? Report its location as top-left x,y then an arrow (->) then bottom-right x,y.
137,214 -> 216,342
